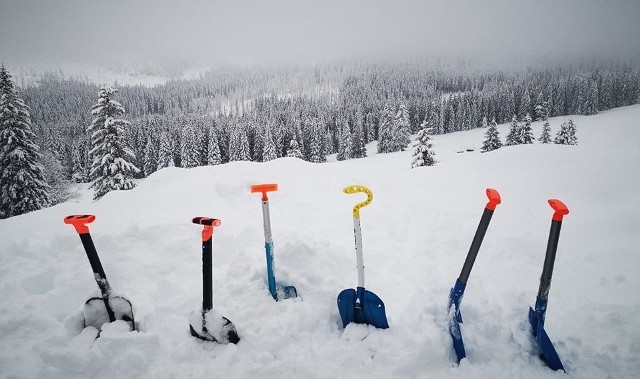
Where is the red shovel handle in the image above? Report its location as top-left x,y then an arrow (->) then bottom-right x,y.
548,199 -> 569,221
250,183 -> 278,201
485,188 -> 501,211
192,217 -> 221,241
63,215 -> 96,234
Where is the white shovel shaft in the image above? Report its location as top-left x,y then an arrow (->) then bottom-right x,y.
353,216 -> 365,288
261,200 -> 273,244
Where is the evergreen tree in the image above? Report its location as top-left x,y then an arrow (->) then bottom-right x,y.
308,119 -> 325,163
207,128 -> 222,165
336,121 -> 352,161
352,114 -> 367,158
143,138 -> 157,177
0,65 -> 50,218
377,103 -> 394,153
534,92 -> 547,121
87,86 -> 139,200
71,138 -> 90,183
411,120 -> 436,168
520,113 -> 535,144
481,118 -> 502,153
262,125 -> 277,162
505,115 -> 521,146
286,138 -> 304,159
180,122 -> 199,168
518,87 -> 532,120
539,120 -> 552,143
229,126 -> 251,161
41,151 -> 75,206
583,79 -> 599,115
555,119 -> 578,145
157,131 -> 175,170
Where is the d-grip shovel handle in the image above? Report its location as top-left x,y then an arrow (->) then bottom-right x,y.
343,185 -> 373,219
251,183 -> 278,201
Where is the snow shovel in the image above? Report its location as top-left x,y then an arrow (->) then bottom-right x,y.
250,183 -> 298,301
528,199 -> 569,372
63,215 -> 135,332
448,188 -> 501,363
337,185 -> 389,329
189,217 -> 239,344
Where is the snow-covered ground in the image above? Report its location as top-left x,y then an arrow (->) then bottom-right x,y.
1,106 -> 639,378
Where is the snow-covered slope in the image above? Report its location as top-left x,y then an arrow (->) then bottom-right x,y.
1,106 -> 639,379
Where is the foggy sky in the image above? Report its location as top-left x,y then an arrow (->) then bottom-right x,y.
1,0 -> 640,68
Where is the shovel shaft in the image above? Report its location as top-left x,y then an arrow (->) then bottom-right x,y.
261,200 -> 278,299
78,232 -> 115,323
537,220 -> 562,302
202,236 -> 213,311
459,208 -> 494,284
353,217 -> 365,289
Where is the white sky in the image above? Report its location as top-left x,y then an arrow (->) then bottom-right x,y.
1,0 -> 640,67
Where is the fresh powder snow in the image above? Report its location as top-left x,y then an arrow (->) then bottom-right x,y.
1,106 -> 639,378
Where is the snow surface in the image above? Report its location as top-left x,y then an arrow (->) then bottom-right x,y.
1,106 -> 640,378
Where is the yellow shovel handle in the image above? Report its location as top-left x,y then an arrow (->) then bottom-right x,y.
343,185 -> 373,219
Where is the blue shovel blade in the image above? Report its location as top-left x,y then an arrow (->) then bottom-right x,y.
529,307 -> 565,372
278,285 -> 298,300
337,287 -> 389,329
448,311 -> 466,363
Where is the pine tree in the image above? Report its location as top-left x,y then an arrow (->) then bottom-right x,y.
262,125 -> 277,162
411,121 -> 436,168
518,87 -> 532,120
71,138 -> 90,183
0,65 -> 50,218
229,126 -> 251,161
377,103 -> 394,153
180,122 -> 199,168
555,119 -> 578,145
286,138 -> 304,159
143,138 -> 157,177
207,128 -> 222,165
583,79 -> 599,115
87,86 -> 139,200
336,121 -> 352,161
505,115 -> 521,146
539,120 -> 552,143
481,118 -> 502,153
520,113 -> 535,144
352,115 -> 367,158
157,131 -> 175,170
308,119 -> 325,163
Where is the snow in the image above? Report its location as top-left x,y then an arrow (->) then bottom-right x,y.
1,106 -> 640,378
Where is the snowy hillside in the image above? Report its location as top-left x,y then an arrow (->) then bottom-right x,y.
1,106 -> 639,379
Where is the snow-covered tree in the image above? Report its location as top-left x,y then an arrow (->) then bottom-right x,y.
180,122 -> 200,168
143,138 -> 157,177
392,103 -> 412,151
71,139 -> 90,183
411,120 -> 436,168
377,103 -> 394,153
308,119 -> 325,163
0,65 -> 50,218
518,87 -> 532,120
207,129 -> 222,165
505,115 -> 521,146
229,126 -> 250,161
520,113 -> 535,144
286,138 -> 304,159
336,121 -> 352,161
352,115 -> 367,158
41,151 -> 76,206
481,118 -> 502,153
555,119 -> 578,145
539,120 -> 552,143
87,86 -> 139,200
157,131 -> 175,170
583,79 -> 599,115
262,125 -> 277,162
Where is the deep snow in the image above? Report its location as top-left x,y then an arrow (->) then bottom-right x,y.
1,106 -> 640,378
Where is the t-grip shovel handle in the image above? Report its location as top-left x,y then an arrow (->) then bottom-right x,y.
193,217 -> 221,241
549,199 -> 569,221
343,185 -> 373,219
485,188 -> 501,210
250,183 -> 278,201
64,214 -> 96,234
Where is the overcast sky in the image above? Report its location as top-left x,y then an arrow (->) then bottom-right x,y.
2,0 -> 640,68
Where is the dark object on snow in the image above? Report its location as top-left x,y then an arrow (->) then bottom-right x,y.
448,189 -> 501,364
189,217 -> 239,344
63,215 -> 135,332
337,185 -> 389,329
528,200 -> 569,372
250,184 -> 298,301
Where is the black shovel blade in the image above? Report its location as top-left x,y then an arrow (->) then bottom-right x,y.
277,285 -> 298,301
190,314 -> 240,344
84,296 -> 135,331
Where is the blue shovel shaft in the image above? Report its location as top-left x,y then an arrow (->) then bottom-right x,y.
265,242 -> 277,300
